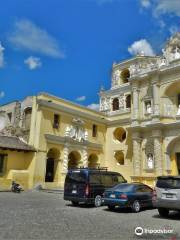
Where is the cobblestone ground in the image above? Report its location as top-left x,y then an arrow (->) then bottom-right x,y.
0,191 -> 179,240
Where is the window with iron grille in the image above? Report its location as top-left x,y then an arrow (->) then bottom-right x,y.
112,98 -> 119,111
0,154 -> 6,174
92,124 -> 97,137
126,95 -> 131,109
53,114 -> 60,129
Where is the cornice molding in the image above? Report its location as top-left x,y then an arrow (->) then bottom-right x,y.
37,99 -> 108,125
45,134 -> 103,150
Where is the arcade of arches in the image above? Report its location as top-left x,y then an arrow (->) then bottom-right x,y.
45,147 -> 100,183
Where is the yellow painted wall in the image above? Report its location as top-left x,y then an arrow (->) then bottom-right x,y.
104,124 -> 133,182
0,150 -> 34,190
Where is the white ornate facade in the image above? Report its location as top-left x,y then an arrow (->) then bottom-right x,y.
99,32 -> 180,185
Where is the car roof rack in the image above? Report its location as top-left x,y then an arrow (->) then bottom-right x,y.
69,167 -> 108,171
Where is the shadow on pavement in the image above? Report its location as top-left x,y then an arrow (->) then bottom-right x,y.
153,211 -> 180,221
103,207 -> 154,214
66,203 -> 95,208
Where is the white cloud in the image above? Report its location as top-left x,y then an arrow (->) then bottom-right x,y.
128,39 -> 155,56
76,96 -> 86,102
0,91 -> 5,98
8,19 -> 65,58
24,56 -> 42,70
140,0 -> 151,8
159,20 -> 166,29
169,25 -> 179,35
0,42 -> 5,68
154,0 -> 180,17
87,103 -> 100,111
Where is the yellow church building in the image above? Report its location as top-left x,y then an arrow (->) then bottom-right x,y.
1,33 -> 180,190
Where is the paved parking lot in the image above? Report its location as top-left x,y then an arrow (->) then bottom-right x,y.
0,191 -> 179,240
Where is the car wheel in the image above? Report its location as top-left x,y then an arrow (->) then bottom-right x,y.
94,195 -> 102,207
71,201 -> 79,206
158,208 -> 169,217
108,205 -> 115,210
132,200 -> 141,213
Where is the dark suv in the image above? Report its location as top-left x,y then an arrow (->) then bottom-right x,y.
153,176 -> 180,217
64,168 -> 126,207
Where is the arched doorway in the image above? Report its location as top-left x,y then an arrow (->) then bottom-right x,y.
45,148 -> 60,182
88,154 -> 98,168
68,151 -> 81,169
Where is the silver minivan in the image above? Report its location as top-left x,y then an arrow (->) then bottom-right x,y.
153,176 -> 180,217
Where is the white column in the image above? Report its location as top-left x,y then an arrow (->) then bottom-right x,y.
153,130 -> 163,176
152,82 -> 160,118
132,86 -> 140,120
63,144 -> 69,172
82,147 -> 88,167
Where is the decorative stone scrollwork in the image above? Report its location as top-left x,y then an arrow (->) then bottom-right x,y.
63,146 -> 69,171
174,46 -> 180,60
129,64 -> 140,77
112,69 -> 120,87
158,57 -> 167,68
145,138 -> 154,156
65,125 -> 88,142
100,97 -> 110,112
119,95 -> 124,109
82,148 -> 88,167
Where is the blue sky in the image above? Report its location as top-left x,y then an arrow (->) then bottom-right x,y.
0,0 -> 180,109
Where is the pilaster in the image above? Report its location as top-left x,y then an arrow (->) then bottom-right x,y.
62,144 -> 69,173
82,147 -> 88,167
132,132 -> 142,176
152,129 -> 163,176
152,79 -> 160,121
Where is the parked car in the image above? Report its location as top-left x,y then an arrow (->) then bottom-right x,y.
153,176 -> 180,217
64,167 -> 127,207
102,182 -> 153,213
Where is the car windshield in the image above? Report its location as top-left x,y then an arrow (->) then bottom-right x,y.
156,178 -> 180,189
112,184 -> 134,192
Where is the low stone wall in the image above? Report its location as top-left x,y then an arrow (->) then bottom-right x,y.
10,170 -> 29,190
0,178 -> 12,191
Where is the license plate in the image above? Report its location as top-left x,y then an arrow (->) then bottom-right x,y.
110,194 -> 115,198
166,194 -> 173,198
72,190 -> 77,194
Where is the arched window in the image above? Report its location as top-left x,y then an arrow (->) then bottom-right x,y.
121,69 -> 130,84
112,98 -> 119,111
